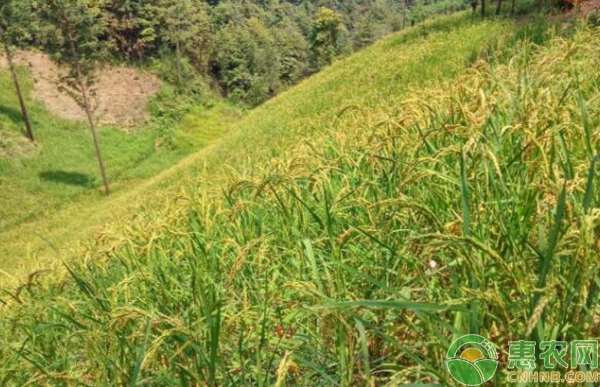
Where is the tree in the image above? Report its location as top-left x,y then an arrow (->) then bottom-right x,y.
101,0 -> 160,61
411,0 -> 427,24
403,0 -> 411,28
41,0 -> 111,195
211,22 -> 255,102
275,24 -> 308,86
470,0 -> 478,13
160,0 -> 211,87
211,17 -> 282,105
0,0 -> 35,141
310,7 -> 343,68
356,15 -> 377,48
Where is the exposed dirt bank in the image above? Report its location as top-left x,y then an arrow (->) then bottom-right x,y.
0,51 -> 160,127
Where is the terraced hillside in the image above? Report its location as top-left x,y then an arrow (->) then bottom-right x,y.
1,12 -> 599,386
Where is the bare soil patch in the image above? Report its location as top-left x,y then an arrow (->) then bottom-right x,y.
579,0 -> 600,16
1,51 -> 161,128
563,0 -> 600,16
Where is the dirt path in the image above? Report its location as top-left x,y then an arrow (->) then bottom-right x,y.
0,51 -> 160,127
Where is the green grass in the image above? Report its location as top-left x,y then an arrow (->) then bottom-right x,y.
0,68 -> 242,271
0,73 -> 241,230
1,12 -> 599,386
172,103 -> 244,152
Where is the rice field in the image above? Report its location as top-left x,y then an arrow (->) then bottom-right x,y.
0,12 -> 599,386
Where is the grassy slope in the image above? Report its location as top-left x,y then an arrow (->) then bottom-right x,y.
1,12 -> 599,386
0,14 -> 477,282
0,68 -> 151,230
0,1 -> 474,280
0,67 -> 242,278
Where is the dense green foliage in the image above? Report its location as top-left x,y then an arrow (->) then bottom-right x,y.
2,12 -> 597,385
160,0 -> 468,105
0,0 -> 35,47
2,0 -> 468,107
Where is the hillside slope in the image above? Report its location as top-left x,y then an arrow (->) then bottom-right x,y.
1,13 -> 599,386
0,13 -> 494,282
0,62 -> 241,281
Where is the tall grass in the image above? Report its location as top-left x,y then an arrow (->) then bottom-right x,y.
1,14 -> 598,386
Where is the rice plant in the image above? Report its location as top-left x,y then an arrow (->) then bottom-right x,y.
0,13 -> 598,387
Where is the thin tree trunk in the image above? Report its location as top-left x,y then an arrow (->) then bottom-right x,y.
496,0 -> 503,14
68,38 -> 110,196
175,39 -> 182,88
481,0 -> 486,15
175,9 -> 183,88
4,41 -> 34,142
511,0 -> 516,14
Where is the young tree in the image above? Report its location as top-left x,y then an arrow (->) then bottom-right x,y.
41,0 -> 111,195
0,0 -> 35,141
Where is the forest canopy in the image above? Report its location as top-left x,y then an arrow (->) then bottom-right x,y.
1,0 -> 467,106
